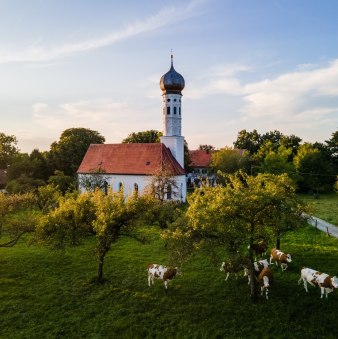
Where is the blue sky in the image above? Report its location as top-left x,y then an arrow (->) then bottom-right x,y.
1,0 -> 338,153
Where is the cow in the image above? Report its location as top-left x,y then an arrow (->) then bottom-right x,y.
220,259 -> 246,281
147,263 -> 178,290
298,267 -> 338,299
269,248 -> 292,271
257,267 -> 274,300
248,239 -> 268,259
244,259 -> 270,284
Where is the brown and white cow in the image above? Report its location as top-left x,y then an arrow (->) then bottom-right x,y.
269,248 -> 292,271
257,267 -> 274,300
244,259 -> 270,284
147,263 -> 178,290
220,259 -> 246,281
298,267 -> 338,299
248,239 -> 268,259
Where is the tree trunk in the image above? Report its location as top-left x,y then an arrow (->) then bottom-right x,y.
276,237 -> 281,250
249,226 -> 258,303
97,251 -> 107,284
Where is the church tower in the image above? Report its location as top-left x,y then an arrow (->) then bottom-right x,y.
159,53 -> 185,168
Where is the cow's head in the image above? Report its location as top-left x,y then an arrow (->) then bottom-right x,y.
285,253 -> 292,263
331,276 -> 338,288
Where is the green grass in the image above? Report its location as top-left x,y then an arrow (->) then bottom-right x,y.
1,225 -> 338,338
299,193 -> 338,225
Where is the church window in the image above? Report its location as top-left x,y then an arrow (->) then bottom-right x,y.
174,107 -> 177,115
179,107 -> 181,115
118,182 -> 123,192
134,183 -> 139,195
174,98 -> 177,102
167,98 -> 170,102
167,185 -> 172,200
167,106 -> 170,115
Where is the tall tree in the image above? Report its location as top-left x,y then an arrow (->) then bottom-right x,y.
50,128 -> 105,176
0,132 -> 19,168
164,171 -> 306,302
233,129 -> 261,154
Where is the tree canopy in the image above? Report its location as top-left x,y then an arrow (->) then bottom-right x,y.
0,132 -> 19,168
122,130 -> 162,143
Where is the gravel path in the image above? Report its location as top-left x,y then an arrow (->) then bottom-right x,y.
308,216 -> 338,238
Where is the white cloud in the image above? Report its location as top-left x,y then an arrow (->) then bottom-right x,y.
0,0 -> 206,64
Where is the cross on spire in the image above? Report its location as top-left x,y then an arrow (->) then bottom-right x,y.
171,49 -> 173,67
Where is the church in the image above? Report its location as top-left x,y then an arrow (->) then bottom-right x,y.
77,55 -> 187,202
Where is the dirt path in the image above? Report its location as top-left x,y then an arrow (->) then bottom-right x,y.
308,216 -> 338,238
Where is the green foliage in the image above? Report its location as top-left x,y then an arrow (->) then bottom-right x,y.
0,192 -> 37,247
0,132 -> 19,168
50,128 -> 105,176
122,129 -> 162,143
37,184 -> 62,213
6,174 -> 45,193
211,146 -> 250,181
48,170 -> 75,193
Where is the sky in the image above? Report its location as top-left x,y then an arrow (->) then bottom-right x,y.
1,0 -> 338,153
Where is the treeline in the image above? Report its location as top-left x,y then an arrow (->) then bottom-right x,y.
209,129 -> 338,194
0,128 -> 337,194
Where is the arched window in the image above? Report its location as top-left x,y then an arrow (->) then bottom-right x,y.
167,106 -> 170,115
174,106 -> 177,115
118,182 -> 123,192
134,183 -> 138,195
167,98 -> 171,102
167,184 -> 172,200
179,107 -> 181,115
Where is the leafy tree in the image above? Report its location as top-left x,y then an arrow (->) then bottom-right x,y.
254,141 -> 295,178
50,128 -> 105,177
37,190 -> 153,284
233,129 -> 261,154
164,172 -> 306,302
0,132 -> 19,168
6,174 -> 45,194
211,147 -> 250,181
293,143 -> 329,193
0,192 -> 37,247
37,184 -> 62,213
78,169 -> 108,193
199,144 -> 215,153
48,170 -> 75,193
122,130 -> 162,143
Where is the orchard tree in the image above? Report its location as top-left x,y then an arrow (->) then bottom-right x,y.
50,128 -> 105,176
164,171 -> 306,302
0,132 -> 19,168
37,189 -> 154,284
0,192 -> 37,247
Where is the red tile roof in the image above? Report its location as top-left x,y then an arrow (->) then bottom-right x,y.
77,143 -> 185,175
189,150 -> 212,168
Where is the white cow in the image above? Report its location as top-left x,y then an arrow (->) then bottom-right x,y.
147,263 -> 178,290
244,259 -> 270,284
298,267 -> 338,299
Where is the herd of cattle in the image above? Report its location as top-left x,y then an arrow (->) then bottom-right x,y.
147,240 -> 338,300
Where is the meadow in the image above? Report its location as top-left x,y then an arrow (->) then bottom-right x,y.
1,221 -> 338,338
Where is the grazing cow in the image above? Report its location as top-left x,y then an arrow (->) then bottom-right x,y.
298,267 -> 338,299
244,259 -> 270,284
269,248 -> 292,271
147,263 -> 178,290
248,239 -> 268,259
220,259 -> 246,281
257,267 -> 274,300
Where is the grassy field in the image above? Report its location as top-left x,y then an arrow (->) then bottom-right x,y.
299,193 -> 338,225
1,223 -> 338,338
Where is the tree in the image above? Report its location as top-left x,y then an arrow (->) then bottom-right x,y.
211,147 -> 250,182
199,145 -> 215,153
37,189 -> 153,284
164,171 -> 306,302
233,129 -> 261,154
0,132 -> 19,168
48,170 -> 75,194
122,130 -> 162,143
0,192 -> 37,247
50,128 -> 105,176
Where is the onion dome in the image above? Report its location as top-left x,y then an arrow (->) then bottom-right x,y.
160,54 -> 185,94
